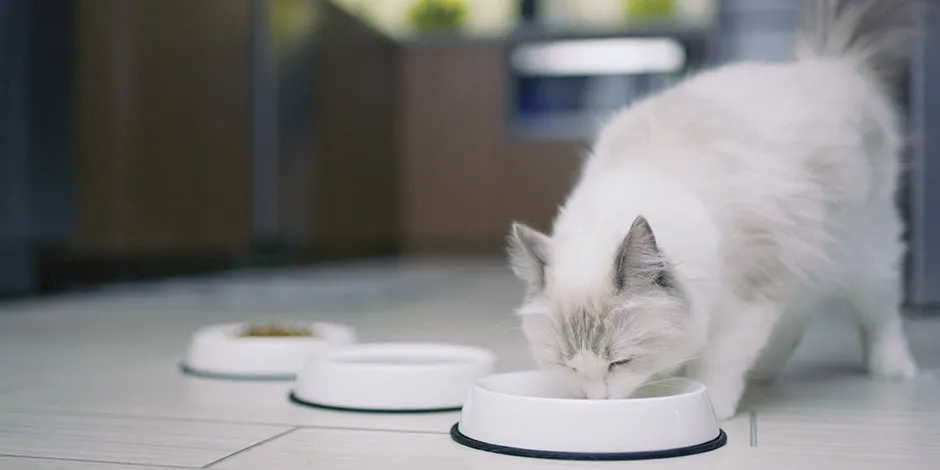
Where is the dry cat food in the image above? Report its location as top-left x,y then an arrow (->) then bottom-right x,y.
239,324 -> 316,337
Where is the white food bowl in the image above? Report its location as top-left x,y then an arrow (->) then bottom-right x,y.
181,322 -> 357,380
451,370 -> 726,460
290,342 -> 496,412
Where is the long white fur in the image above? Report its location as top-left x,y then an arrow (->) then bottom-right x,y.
507,0 -> 920,420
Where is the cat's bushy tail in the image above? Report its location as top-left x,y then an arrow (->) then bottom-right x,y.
794,0 -> 918,88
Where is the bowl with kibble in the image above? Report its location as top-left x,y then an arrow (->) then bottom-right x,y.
181,321 -> 357,380
449,370 -> 726,461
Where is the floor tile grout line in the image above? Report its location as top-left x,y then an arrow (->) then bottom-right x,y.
0,405 -> 454,435
0,423 -> 448,468
202,426 -> 302,468
0,453 -> 196,469
0,407 -> 296,428
749,410 -> 758,447
303,425 -> 450,436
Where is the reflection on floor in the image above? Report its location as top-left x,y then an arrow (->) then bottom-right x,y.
0,258 -> 938,469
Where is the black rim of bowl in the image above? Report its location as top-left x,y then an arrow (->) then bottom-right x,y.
288,391 -> 462,414
450,423 -> 727,461
179,363 -> 296,382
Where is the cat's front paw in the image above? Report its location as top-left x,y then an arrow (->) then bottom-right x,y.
698,377 -> 745,421
710,399 -> 739,422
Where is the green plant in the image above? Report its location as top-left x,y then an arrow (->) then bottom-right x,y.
407,0 -> 469,32
624,0 -> 675,21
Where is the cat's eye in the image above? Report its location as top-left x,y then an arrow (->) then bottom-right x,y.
608,358 -> 633,370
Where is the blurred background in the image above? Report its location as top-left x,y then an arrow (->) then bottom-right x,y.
1,0 -> 938,308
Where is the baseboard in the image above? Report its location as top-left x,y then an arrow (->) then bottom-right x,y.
29,242 -> 400,294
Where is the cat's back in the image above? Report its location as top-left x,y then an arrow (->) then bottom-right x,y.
669,58 -> 898,152
586,57 -> 900,205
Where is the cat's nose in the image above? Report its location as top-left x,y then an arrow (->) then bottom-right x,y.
581,381 -> 608,399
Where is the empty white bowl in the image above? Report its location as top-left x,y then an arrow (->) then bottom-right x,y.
452,370 -> 726,460
291,343 -> 496,412
182,322 -> 357,380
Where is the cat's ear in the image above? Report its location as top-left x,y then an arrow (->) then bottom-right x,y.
507,222 -> 551,291
614,215 -> 675,292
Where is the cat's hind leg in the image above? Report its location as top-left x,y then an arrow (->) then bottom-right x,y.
845,275 -> 918,380
842,217 -> 918,380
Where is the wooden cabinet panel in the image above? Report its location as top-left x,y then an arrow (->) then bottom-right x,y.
398,42 -> 582,251
399,43 -> 508,250
312,6 -> 400,249
503,140 -> 583,235
74,0 -> 253,252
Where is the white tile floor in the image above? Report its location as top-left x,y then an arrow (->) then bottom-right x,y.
0,258 -> 938,469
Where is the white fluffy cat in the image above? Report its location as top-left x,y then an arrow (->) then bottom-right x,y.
507,0 -> 920,421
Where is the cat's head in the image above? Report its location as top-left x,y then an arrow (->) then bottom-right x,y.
507,215 -> 693,399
